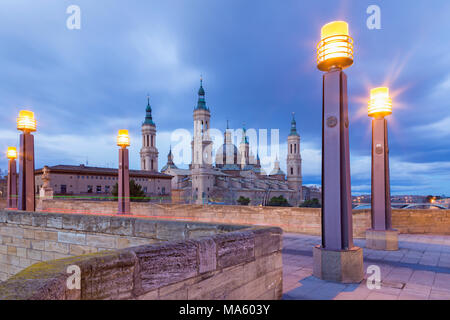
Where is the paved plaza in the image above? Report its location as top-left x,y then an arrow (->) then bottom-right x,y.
282,233 -> 450,300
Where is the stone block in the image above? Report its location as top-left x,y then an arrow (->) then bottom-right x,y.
34,230 -> 58,241
6,211 -> 23,224
16,247 -> 27,258
137,290 -> 158,300
80,251 -> 137,300
0,226 -> 24,238
27,249 -> 42,261
134,221 -> 156,238
253,227 -> 282,257
47,216 -> 63,229
31,240 -> 45,251
366,229 -> 399,251
109,217 -> 134,236
11,237 -> 31,248
215,231 -> 255,269
86,234 -> 116,249
45,241 -> 69,254
58,231 -> 86,245
69,244 -> 98,256
23,228 -> 35,240
131,241 -> 198,295
156,221 -> 186,241
7,246 -> 17,255
31,213 -> 48,227
197,237 -> 216,274
313,245 -> 363,283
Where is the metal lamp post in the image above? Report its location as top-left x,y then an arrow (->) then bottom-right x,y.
313,21 -> 363,283
366,87 -> 398,250
17,110 -> 36,211
117,129 -> 130,214
6,147 -> 18,209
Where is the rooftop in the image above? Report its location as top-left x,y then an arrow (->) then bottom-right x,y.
34,164 -> 172,179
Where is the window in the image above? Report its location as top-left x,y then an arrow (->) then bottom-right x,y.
96,186 -> 102,193
105,185 -> 110,193
87,185 -> 93,193
61,185 -> 67,194
291,168 -> 294,175
161,187 -> 165,194
143,187 -> 147,193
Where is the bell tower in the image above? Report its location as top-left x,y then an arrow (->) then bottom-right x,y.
140,96 -> 159,171
287,112 -> 302,205
191,77 -> 214,204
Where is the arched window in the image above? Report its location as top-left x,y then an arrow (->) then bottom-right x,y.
151,159 -> 154,170
290,144 -> 292,154
294,144 -> 297,153
291,167 -> 294,175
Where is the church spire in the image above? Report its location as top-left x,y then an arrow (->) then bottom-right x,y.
289,112 -> 299,136
195,76 -> 208,110
241,122 -> 249,144
143,94 -> 155,125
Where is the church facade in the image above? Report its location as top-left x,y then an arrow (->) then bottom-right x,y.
161,80 -> 303,206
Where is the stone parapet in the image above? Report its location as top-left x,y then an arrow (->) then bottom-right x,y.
0,209 -> 282,300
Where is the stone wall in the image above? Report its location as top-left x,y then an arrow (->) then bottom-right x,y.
37,199 -> 450,237
0,210 -> 282,300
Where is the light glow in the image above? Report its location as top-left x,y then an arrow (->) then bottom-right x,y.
117,129 -> 130,147
17,110 -> 37,132
317,21 -> 354,71
368,87 -> 392,118
7,147 -> 17,160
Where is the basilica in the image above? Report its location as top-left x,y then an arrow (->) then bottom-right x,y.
142,79 -> 304,206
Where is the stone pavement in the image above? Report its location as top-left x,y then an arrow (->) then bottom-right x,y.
282,233 -> 450,300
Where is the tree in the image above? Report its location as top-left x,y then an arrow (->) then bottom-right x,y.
112,179 -> 146,202
300,198 -> 321,208
237,196 -> 250,206
267,195 -> 290,207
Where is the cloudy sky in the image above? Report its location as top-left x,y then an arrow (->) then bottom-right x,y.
0,0 -> 449,196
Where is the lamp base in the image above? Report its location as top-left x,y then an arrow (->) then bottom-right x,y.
366,229 -> 399,251
313,245 -> 363,283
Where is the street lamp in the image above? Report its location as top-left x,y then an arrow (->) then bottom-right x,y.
6,147 -> 18,209
117,129 -> 130,214
17,110 -> 36,211
366,87 -> 398,250
313,21 -> 363,283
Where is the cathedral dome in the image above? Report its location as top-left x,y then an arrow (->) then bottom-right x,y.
215,143 -> 239,168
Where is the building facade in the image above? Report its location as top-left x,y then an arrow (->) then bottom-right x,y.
162,80 -> 304,206
34,164 -> 172,199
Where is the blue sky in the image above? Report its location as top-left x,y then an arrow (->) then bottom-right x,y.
0,0 -> 449,196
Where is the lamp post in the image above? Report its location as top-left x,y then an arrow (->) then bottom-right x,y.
6,147 -> 18,209
366,87 -> 398,250
17,110 -> 36,211
117,129 -> 130,214
313,21 -> 363,283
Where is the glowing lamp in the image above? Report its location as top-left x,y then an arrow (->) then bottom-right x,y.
368,87 -> 392,118
7,147 -> 17,160
17,110 -> 37,132
117,129 -> 130,147
317,21 -> 354,71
